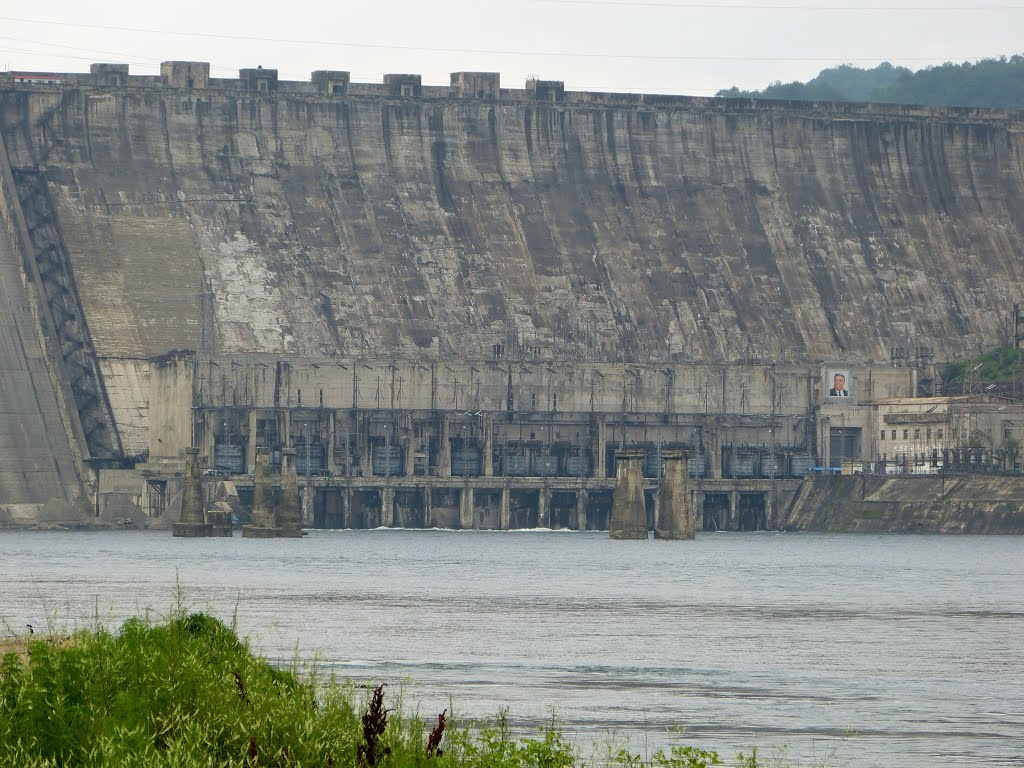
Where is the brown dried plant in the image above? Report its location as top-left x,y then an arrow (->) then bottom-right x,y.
426,708 -> 447,758
356,683 -> 391,767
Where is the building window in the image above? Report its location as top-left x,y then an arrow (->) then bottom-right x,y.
926,428 -> 932,440
914,429 -> 920,440
891,429 -> 896,440
903,429 -> 909,440
880,430 -> 886,441
938,429 -> 943,440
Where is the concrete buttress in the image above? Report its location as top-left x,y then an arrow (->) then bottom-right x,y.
243,446 -> 280,537
277,447 -> 303,537
610,450 -> 648,539
172,447 -> 212,537
654,450 -> 695,540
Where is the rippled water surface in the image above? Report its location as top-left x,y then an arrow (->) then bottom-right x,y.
1,530 -> 1022,767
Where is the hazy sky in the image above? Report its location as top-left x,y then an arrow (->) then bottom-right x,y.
1,0 -> 1022,96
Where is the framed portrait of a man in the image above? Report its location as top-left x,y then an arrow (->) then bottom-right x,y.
827,370 -> 850,398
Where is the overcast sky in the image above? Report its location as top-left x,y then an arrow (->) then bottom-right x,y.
2,0 -> 1022,96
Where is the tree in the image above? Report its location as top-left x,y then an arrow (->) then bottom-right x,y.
716,56 -> 1024,109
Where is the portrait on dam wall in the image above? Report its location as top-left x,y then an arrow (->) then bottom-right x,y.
827,369 -> 851,398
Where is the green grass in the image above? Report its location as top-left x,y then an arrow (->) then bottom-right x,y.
0,611 -> 781,768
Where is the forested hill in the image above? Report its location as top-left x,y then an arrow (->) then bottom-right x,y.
716,56 -> 1024,109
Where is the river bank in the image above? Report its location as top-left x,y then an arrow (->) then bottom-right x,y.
0,612 -> 758,768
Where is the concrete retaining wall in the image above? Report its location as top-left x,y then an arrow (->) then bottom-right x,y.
784,474 -> 1024,534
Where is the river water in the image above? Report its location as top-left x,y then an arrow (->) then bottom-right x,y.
1,530 -> 1021,767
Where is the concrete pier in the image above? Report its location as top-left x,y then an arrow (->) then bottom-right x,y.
438,415 -> 452,477
483,415 -> 494,476
459,485 -> 474,529
610,450 -> 648,539
382,486 -> 395,528
654,450 -> 695,540
277,448 -> 303,537
243,446 -> 280,538
575,489 -> 588,531
499,486 -> 511,530
172,447 -> 212,537
341,487 -> 352,529
423,487 -> 433,528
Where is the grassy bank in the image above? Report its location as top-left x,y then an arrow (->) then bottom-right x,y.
0,612 -> 770,768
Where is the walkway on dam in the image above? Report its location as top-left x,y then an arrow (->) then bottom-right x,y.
0,171 -> 79,513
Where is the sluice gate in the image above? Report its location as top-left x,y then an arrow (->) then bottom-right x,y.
217,472 -> 798,533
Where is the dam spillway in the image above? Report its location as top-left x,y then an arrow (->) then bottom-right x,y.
0,63 -> 1022,526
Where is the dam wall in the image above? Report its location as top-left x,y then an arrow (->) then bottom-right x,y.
1,63 -> 1024,523
2,67 -> 1023,372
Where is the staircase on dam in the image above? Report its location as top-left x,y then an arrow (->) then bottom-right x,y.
0,141 -> 82,515
10,170 -> 122,461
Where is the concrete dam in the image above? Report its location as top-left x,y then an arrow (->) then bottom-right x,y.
1,62 -> 1023,530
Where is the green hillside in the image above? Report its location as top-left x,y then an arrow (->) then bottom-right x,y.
942,347 -> 1023,397
717,56 -> 1024,109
